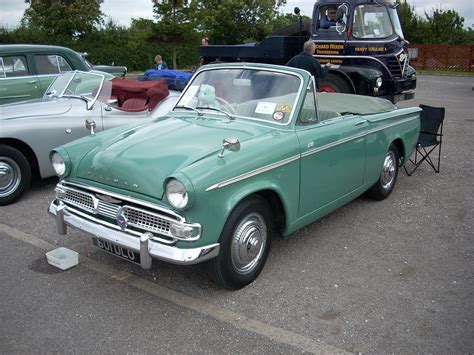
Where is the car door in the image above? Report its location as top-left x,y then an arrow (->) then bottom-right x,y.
0,55 -> 41,104
295,79 -> 367,217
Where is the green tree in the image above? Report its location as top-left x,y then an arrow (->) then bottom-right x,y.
424,8 -> 470,44
396,1 -> 471,44
196,0 -> 287,44
21,0 -> 104,40
395,0 -> 427,43
152,0 -> 198,69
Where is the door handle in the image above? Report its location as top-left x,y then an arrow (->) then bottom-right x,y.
354,119 -> 368,126
27,80 -> 37,84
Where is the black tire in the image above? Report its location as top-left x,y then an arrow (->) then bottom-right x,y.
318,73 -> 353,93
0,145 -> 31,206
208,196 -> 272,289
367,144 -> 399,201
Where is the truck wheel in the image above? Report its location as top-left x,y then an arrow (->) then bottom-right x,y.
208,196 -> 272,289
318,73 -> 352,93
367,144 -> 399,201
0,145 -> 31,206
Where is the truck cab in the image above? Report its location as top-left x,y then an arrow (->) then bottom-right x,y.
199,0 -> 416,103
312,0 -> 416,101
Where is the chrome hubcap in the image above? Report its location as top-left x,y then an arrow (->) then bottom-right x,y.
381,151 -> 396,190
231,212 -> 267,275
0,158 -> 21,198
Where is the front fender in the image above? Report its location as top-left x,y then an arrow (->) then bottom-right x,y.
176,157 -> 301,248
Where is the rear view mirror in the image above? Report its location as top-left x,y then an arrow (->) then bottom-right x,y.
336,4 -> 349,34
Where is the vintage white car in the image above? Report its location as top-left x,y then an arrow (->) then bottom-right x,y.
0,70 -> 179,205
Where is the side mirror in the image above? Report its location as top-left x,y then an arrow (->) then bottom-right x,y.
85,119 -> 96,135
218,137 -> 240,158
335,4 -> 349,34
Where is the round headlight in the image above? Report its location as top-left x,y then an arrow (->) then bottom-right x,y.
51,152 -> 66,176
376,77 -> 383,88
166,179 -> 188,209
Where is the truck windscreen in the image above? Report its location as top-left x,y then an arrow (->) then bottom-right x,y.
352,4 -> 394,39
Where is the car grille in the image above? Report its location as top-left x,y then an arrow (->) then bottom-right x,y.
59,183 -> 177,243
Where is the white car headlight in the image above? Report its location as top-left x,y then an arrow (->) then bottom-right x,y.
166,179 -> 188,209
51,152 -> 66,176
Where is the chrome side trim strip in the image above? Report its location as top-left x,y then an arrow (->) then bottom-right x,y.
366,115 -> 419,135
313,38 -> 399,44
314,54 -> 392,76
301,132 -> 367,158
206,115 -> 419,191
205,154 -> 300,191
0,94 -> 31,99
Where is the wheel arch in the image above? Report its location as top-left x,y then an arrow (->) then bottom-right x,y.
218,185 -> 290,240
321,70 -> 356,94
390,138 -> 405,165
0,138 -> 39,177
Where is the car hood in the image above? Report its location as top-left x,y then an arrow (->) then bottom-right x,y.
75,115 -> 273,199
0,99 -> 72,120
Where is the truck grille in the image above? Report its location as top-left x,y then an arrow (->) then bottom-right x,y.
59,183 -> 178,243
387,56 -> 402,77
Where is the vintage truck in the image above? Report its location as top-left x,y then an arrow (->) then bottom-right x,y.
200,0 -> 416,103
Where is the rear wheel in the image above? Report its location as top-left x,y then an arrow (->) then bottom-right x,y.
367,144 -> 399,201
0,145 -> 31,206
318,73 -> 353,93
208,196 -> 272,289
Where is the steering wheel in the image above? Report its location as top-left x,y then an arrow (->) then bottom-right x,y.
216,97 -> 237,115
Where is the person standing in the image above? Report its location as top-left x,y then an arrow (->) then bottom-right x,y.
154,55 -> 168,70
286,40 -> 332,87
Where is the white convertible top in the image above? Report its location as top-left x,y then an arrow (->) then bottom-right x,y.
317,92 -> 397,116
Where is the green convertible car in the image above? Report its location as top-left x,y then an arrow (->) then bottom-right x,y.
49,63 -> 421,289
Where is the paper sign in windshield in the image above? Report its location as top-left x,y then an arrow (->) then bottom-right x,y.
255,102 -> 276,115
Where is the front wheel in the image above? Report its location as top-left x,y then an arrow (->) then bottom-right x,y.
318,73 -> 353,94
367,144 -> 399,201
0,145 -> 31,205
208,196 -> 272,289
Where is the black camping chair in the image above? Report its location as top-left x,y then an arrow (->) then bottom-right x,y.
404,104 -> 445,176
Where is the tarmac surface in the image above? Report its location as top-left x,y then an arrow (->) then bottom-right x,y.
1,74 -> 473,353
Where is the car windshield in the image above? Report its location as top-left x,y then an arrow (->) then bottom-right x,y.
352,4 -> 394,39
45,71 -> 107,103
174,67 -> 303,125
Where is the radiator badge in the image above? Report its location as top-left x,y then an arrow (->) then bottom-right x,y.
117,212 -> 128,231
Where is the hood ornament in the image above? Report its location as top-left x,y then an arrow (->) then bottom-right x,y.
218,137 -> 240,158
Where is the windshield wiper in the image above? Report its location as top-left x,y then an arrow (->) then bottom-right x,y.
196,106 -> 234,120
174,105 -> 202,115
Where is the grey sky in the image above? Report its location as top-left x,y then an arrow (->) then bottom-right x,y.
1,0 -> 472,30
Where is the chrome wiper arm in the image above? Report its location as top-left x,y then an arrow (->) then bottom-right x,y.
174,105 -> 202,115
196,106 -> 234,120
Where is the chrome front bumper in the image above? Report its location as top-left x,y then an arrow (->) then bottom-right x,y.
48,200 -> 220,269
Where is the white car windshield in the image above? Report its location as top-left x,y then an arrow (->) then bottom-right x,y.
45,71 -> 106,102
174,67 -> 303,124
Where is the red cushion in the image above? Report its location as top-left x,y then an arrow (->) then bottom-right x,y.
120,97 -> 148,111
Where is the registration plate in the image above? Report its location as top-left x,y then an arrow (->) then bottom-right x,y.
92,238 -> 141,264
